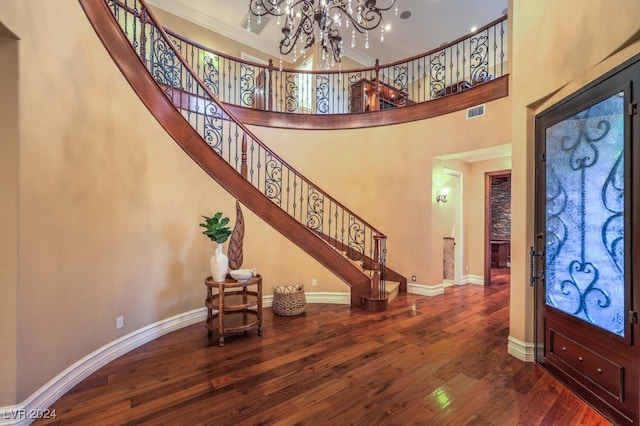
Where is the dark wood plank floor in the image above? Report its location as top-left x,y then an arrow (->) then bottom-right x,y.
36,269 -> 611,425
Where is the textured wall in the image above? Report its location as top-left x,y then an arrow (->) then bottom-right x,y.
509,0 -> 640,344
0,33 -> 19,406
0,0 -> 513,402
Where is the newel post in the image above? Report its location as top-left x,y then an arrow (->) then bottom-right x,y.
241,134 -> 248,179
372,234 -> 386,299
139,6 -> 147,62
268,59 -> 274,112
374,59 -> 380,96
361,233 -> 388,311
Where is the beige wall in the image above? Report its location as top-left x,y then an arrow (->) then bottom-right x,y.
8,0 -> 639,409
150,7 -> 364,72
465,157 -> 512,277
249,99 -> 512,286
0,29 -> 19,406
509,0 -> 640,344
1,0 -> 507,401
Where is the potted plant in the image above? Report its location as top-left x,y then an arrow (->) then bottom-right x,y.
200,212 -> 232,282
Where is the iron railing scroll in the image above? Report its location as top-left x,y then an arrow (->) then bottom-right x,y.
107,0 -> 387,287
155,13 -> 507,115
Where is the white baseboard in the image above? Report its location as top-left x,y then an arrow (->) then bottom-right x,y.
407,283 -> 444,297
2,294 -> 353,426
463,274 -> 484,286
507,335 -> 536,362
0,308 -> 207,426
263,292 -> 350,307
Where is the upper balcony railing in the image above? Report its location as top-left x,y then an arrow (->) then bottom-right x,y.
158,14 -> 507,115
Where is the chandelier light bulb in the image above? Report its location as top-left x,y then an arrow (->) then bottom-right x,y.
248,0 -> 396,66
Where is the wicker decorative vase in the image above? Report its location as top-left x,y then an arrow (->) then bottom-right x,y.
272,284 -> 306,316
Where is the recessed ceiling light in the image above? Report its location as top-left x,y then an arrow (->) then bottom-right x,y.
385,23 -> 391,31
400,10 -> 412,20
470,26 -> 477,32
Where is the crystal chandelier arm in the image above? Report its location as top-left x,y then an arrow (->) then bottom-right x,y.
248,0 -> 395,65
279,8 -> 316,55
329,0 -> 396,34
249,0 -> 285,17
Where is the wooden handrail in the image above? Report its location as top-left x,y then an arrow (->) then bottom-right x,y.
222,77 -> 508,130
79,0 -> 405,307
154,9 -> 507,115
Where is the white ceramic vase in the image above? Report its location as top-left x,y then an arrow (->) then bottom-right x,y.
210,243 -> 229,282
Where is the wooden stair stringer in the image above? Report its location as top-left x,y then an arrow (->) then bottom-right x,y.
78,0 -> 370,307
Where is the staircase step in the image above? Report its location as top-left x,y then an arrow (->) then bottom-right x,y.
386,282 -> 400,304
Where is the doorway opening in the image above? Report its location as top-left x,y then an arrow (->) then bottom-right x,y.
484,171 -> 511,285
443,168 -> 463,285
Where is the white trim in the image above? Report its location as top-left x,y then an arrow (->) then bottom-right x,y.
435,144 -> 512,163
507,336 -> 536,362
240,52 -> 268,65
7,293 -> 354,425
4,308 -> 207,426
444,168 -> 464,286
5,293 -> 353,425
145,0 -> 281,60
145,0 -> 373,68
0,406 -> 24,426
462,274 -> 484,286
263,291 -> 350,307
408,283 -> 444,297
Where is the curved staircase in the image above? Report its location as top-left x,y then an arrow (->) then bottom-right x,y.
78,0 -> 407,310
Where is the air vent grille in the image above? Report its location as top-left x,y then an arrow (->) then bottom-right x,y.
467,104 -> 485,119
243,13 -> 271,35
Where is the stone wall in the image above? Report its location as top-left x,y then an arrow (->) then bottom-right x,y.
491,176 -> 511,240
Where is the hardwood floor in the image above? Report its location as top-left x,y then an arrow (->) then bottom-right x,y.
35,277 -> 611,425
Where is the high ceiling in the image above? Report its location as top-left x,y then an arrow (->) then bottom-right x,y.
146,0 -> 508,67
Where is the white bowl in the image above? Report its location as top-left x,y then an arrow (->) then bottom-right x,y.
230,269 -> 254,282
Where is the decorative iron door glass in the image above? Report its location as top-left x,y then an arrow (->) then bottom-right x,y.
544,92 -> 625,337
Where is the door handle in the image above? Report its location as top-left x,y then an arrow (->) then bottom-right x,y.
530,246 -> 544,287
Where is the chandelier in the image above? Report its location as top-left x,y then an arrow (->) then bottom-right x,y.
247,0 -> 398,67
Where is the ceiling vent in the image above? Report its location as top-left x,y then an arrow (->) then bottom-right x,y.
466,104 -> 485,119
242,13 -> 271,35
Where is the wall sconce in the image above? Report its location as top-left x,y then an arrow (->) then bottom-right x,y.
436,188 -> 450,203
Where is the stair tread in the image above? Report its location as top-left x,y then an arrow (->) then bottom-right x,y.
386,281 -> 400,304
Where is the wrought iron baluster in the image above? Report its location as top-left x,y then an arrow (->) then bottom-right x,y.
249,138 -> 255,185
285,169 -> 291,215
292,174 -> 298,220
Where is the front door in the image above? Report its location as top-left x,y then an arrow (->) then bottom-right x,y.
534,57 -> 640,424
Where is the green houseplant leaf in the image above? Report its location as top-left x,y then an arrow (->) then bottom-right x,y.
199,212 -> 232,244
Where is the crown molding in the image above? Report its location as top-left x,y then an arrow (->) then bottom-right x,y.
145,0 -> 280,58
145,0 -> 372,68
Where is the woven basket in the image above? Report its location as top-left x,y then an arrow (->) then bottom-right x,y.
272,284 -> 306,316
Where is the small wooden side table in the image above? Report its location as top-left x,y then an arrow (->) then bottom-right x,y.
204,275 -> 262,347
